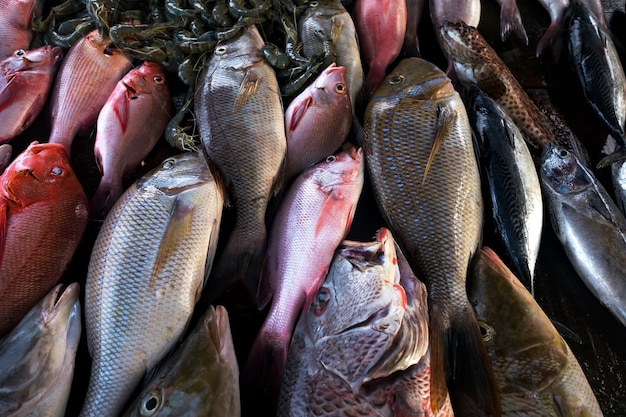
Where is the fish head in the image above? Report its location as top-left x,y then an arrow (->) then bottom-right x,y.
307,144 -> 364,190
540,144 -> 591,194
122,61 -> 170,99
212,25 -> 265,69
438,20 -> 489,64
311,63 -> 351,107
39,283 -> 81,329
138,152 -> 213,196
0,45 -> 63,74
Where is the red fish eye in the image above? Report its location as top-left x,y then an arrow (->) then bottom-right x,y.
312,288 -> 331,316
51,166 -> 63,176
334,83 -> 346,94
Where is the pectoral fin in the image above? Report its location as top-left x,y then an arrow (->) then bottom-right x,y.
234,70 -> 261,112
423,104 -> 454,185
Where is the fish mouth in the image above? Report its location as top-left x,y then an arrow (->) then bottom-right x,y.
123,81 -> 138,95
41,283 -> 80,327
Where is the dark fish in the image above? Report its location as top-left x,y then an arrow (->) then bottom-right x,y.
401,0 -> 426,58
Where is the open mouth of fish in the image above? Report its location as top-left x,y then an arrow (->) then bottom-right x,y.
42,283 -> 80,326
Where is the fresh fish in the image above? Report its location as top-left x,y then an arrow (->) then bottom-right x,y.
363,57 -> 499,416
0,142 -> 88,337
495,0 -> 529,44
540,144 -> 626,326
195,24 -> 286,300
299,0 -> 364,109
90,61 -> 173,218
353,0 -> 407,96
469,247 -> 604,417
611,160 -> 626,215
0,0 -> 44,59
466,86 -> 543,295
80,152 -> 224,417
0,283 -> 81,417
438,20 -> 558,151
535,0 -> 570,58
277,228 -> 453,417
0,46 -> 63,143
0,144 -> 11,173
284,63 -> 352,182
580,0 -> 609,27
121,305 -> 240,417
245,145 -> 364,404
401,0 -> 425,58
48,29 -> 132,157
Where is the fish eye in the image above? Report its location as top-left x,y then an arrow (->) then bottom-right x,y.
215,45 -> 227,55
162,159 -> 175,169
140,391 -> 161,416
310,1 -> 318,7
14,49 -> 25,57
325,155 -> 336,163
153,75 -> 164,84
478,320 -> 494,342
334,83 -> 346,94
389,75 -> 404,85
558,149 -> 569,158
312,288 -> 331,316
51,166 -> 63,176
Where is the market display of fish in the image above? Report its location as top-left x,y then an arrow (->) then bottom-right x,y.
0,283 -> 81,417
80,152 -> 224,417
0,0 -> 43,59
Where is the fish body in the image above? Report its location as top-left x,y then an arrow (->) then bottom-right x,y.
121,305 -> 240,417
0,283 -> 81,417
80,152 -> 224,417
470,247 -> 604,416
48,29 -> 132,157
0,0 -> 43,59
278,229 -> 452,416
0,142 -> 88,337
91,61 -> 173,218
245,146 -> 364,403
535,0 -> 570,57
299,0 -> 364,109
0,144 -> 10,172
540,144 -> 626,326
0,46 -> 63,143
195,24 -> 286,300
284,63 -> 352,182
363,57 -> 498,416
466,87 -> 543,294
494,0 -> 529,44
353,0 -> 407,96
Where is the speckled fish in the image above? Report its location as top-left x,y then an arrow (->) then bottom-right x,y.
0,46 -> 63,143
466,86 -> 543,295
244,145 -> 364,404
0,0 -> 44,59
120,305 -> 240,417
469,247 -> 604,417
80,152 -> 224,417
494,0 -> 528,44
438,20 -> 558,151
0,283 -> 81,417
48,29 -> 132,157
363,57 -> 499,416
299,0 -> 364,109
195,24 -> 285,301
90,61 -> 173,218
284,63 -> 352,182
535,0 -> 570,58
0,142 -> 88,337
278,228 -> 454,417
540,144 -> 626,326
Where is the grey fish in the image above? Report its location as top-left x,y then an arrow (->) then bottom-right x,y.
540,144 -> 626,326
466,86 -> 543,295
80,152 -> 224,417
0,283 -> 81,417
121,305 -> 240,417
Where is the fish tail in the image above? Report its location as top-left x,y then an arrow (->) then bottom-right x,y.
364,67 -> 386,97
536,22 -> 563,60
499,1 -> 528,45
89,178 -> 124,219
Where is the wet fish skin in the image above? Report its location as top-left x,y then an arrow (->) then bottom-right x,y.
48,29 -> 132,157
80,152 -> 224,417
91,61 -> 173,218
0,142 -> 88,337
363,57 -> 499,416
494,0 -> 528,44
466,86 -> 543,295
195,24 -> 286,301
245,145 -> 364,405
0,0 -> 44,59
535,0 -> 570,58
0,283 -> 81,417
0,144 -> 11,173
540,144 -> 626,326
469,247 -> 604,417
121,305 -> 240,417
0,46 -> 63,143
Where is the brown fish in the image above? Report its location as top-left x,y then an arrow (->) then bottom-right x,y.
363,57 -> 499,416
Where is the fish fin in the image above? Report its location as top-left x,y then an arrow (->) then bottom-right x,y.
0,76 -> 17,112
429,304 -> 451,414
551,319 -> 582,344
0,203 -> 6,267
206,249 -> 265,306
288,95 -> 313,133
536,22 -> 563,61
112,92 -> 130,133
499,1 -> 528,45
234,70 -> 261,113
423,104 -> 454,185
256,259 -> 274,310
596,147 -> 626,168
89,178 -> 124,219
331,17 -> 344,44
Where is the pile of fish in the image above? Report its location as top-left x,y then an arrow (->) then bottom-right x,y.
0,0 -> 625,416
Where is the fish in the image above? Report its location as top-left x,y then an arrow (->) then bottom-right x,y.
48,29 -> 132,157
80,152 -> 224,417
283,63 -> 352,182
494,0 -> 528,44
120,305 -> 240,417
535,0 -> 570,58
194,24 -> 286,301
0,144 -> 11,173
363,57 -> 499,416
469,247 -> 604,416
0,141 -> 88,337
244,145 -> 364,405
438,20 -> 558,151
0,46 -> 63,144
90,61 -> 173,218
0,283 -> 81,417
299,0 -> 364,109
0,0 -> 44,59
401,0 -> 425,58
539,144 -> 626,326
466,86 -> 543,295
353,0 -> 407,96
277,228 -> 453,417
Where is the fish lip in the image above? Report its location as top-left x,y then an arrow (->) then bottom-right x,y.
41,283 -> 80,326
123,80 -> 138,95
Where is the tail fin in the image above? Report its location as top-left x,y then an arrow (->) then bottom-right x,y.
536,22 -> 564,60
90,178 -> 124,219
363,66 -> 386,98
499,1 -> 528,45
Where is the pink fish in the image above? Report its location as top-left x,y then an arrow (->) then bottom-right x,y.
284,63 -> 352,182
354,0 -> 407,96
0,0 -> 43,59
535,0 -> 570,58
48,29 -> 132,157
244,145 -> 364,405
90,61 -> 172,218
0,46 -> 63,143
